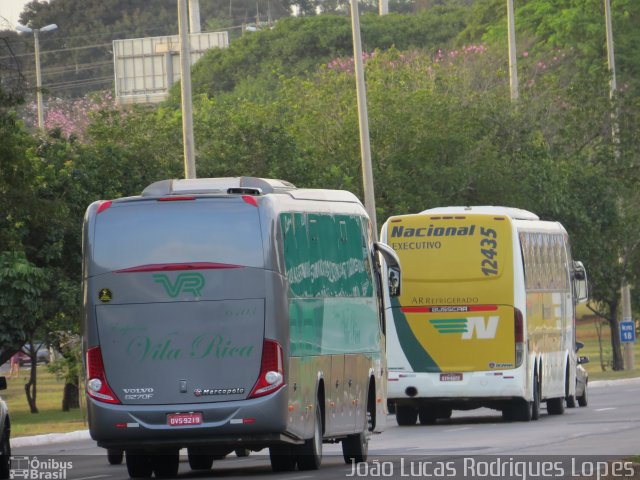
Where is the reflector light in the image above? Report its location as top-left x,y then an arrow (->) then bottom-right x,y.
86,346 -> 120,404
242,195 -> 258,207
248,339 -> 285,398
158,196 -> 195,201
514,308 -> 525,367
96,200 -> 112,214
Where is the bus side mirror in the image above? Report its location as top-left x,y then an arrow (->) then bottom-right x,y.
572,260 -> 588,304
576,341 -> 584,351
374,242 -> 402,298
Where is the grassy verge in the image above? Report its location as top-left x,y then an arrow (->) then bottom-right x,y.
2,367 -> 86,438
576,313 -> 640,377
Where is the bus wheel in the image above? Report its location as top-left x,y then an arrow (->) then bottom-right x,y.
342,411 -> 371,464
396,406 -> 417,426
547,396 -> 565,415
566,395 -> 577,408
107,449 -> 124,465
151,449 -> 179,478
297,403 -> 323,470
187,448 -> 214,470
531,376 -> 540,421
269,445 -> 296,472
438,407 -> 453,419
418,408 -> 437,425
125,451 -> 153,478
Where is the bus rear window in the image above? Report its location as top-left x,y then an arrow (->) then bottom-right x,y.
91,199 -> 264,274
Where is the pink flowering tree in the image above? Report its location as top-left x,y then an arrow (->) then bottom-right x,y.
21,90 -> 117,142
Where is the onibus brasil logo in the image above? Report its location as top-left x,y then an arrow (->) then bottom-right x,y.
10,456 -> 72,479
153,273 -> 205,297
429,316 -> 499,339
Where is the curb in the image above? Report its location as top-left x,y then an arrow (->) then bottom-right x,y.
11,429 -> 91,448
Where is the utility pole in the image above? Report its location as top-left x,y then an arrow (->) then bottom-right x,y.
506,0 -> 519,101
188,0 -> 201,33
178,0 -> 196,179
15,23 -> 58,128
379,0 -> 388,15
349,0 -> 377,239
605,0 -> 634,370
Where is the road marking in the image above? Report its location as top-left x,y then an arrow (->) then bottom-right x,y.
444,427 -> 472,432
287,476 -> 313,480
594,407 -> 616,412
74,476 -> 111,480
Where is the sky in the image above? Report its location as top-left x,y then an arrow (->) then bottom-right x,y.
0,0 -> 38,29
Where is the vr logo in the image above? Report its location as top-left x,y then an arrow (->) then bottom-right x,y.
461,316 -> 499,340
153,273 -> 205,297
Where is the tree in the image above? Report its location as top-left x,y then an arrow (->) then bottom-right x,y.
0,252 -> 48,412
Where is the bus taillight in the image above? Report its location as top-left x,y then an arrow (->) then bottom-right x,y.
514,308 -> 524,367
248,339 -> 285,398
86,346 -> 121,404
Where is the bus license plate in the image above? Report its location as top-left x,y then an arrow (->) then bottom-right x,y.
167,412 -> 202,426
440,373 -> 463,382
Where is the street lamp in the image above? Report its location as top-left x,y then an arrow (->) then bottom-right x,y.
16,23 -> 58,129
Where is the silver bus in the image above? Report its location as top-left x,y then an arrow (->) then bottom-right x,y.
82,177 -> 400,477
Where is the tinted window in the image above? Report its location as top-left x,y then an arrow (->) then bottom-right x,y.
92,199 -> 264,273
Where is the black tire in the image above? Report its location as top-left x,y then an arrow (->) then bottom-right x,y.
387,400 -> 396,415
438,407 -> 453,419
125,451 -> 153,478
107,449 -> 124,465
566,395 -> 577,408
296,403 -> 323,470
418,408 -> 437,425
187,448 -> 214,470
0,427 -> 11,480
269,445 -> 296,472
395,406 -> 417,426
531,377 -> 541,421
578,381 -> 588,407
342,431 -> 368,464
547,396 -> 565,415
342,407 -> 372,465
235,448 -> 250,457
151,450 -> 180,478
504,377 -> 538,422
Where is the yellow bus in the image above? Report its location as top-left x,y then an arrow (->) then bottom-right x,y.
380,206 -> 588,424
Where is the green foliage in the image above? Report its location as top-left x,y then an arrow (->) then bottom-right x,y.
0,251 -> 48,358
186,9 -> 467,100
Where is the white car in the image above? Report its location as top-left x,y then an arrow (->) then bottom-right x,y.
575,357 -> 589,407
568,342 -> 588,408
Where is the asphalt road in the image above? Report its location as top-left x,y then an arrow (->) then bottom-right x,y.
10,378 -> 640,480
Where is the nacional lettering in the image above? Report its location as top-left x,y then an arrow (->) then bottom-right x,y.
390,225 -> 476,238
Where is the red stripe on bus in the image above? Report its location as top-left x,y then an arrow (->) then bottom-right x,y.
401,305 -> 499,313
115,263 -> 243,273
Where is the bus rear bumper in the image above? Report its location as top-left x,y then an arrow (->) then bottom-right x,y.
87,388 -> 296,450
387,368 -> 528,406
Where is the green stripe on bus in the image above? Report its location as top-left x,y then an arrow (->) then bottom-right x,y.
391,298 -> 440,372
